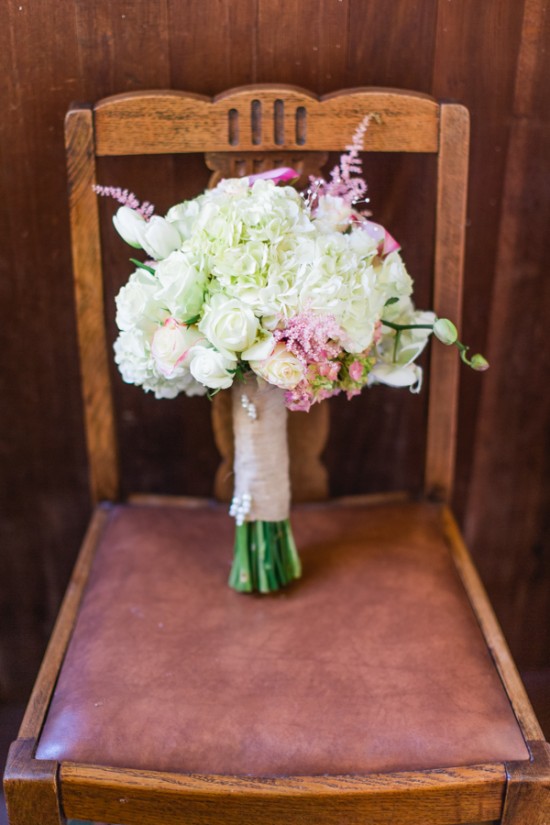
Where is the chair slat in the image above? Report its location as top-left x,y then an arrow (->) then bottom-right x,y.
94,86 -> 439,156
65,106 -> 120,503
425,103 -> 470,501
60,759 -> 506,825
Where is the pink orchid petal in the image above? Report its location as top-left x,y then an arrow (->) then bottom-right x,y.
360,219 -> 385,243
360,219 -> 401,256
382,229 -> 401,255
248,167 -> 299,186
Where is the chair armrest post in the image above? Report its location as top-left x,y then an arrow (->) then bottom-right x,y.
4,739 -> 66,825
503,740 -> 550,824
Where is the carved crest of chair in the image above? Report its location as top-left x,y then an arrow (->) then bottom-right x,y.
4,85 -> 549,825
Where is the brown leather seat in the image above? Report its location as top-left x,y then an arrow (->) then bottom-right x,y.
36,499 -> 528,776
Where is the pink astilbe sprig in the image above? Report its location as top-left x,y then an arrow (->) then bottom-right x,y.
275,310 -> 346,412
307,114 -> 373,208
93,185 -> 155,219
274,310 -> 344,365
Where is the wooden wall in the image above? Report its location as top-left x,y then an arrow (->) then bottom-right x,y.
1,0 -> 549,701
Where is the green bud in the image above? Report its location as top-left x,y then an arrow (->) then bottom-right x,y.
470,353 -> 489,371
433,318 -> 458,345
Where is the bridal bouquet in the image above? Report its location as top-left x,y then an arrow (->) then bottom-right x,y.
96,118 -> 487,594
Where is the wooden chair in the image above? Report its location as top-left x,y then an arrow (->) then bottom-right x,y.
4,85 -> 550,825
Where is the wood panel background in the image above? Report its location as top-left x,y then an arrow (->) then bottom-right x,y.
0,0 -> 549,711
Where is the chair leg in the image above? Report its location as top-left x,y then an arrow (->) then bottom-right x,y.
502,740 -> 550,824
4,739 -> 66,825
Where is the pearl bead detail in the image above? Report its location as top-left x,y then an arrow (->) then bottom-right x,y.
229,492 -> 252,526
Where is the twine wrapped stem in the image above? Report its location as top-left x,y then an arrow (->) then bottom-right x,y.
229,375 -> 301,593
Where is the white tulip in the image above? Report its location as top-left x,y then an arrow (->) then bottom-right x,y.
112,206 -> 147,248
140,216 -> 182,260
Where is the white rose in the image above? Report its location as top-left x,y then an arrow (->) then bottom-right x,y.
115,269 -> 164,333
188,345 -> 235,390
199,293 -> 259,357
113,206 -> 147,248
154,250 -> 207,319
140,216 -> 182,260
151,319 -> 203,378
250,343 -> 305,390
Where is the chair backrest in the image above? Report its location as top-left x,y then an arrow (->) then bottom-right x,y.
65,85 -> 469,507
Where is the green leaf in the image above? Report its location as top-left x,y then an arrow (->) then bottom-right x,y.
384,296 -> 399,307
130,258 -> 155,275
182,314 -> 200,326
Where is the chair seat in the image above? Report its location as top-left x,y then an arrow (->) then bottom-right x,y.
36,498 -> 528,777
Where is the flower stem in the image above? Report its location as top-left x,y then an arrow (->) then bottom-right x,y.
381,320 -> 434,331
229,518 -> 301,594
381,319 -> 488,371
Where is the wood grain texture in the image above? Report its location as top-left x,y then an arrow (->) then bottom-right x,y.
94,87 -> 439,155
441,507 -> 544,743
345,0 -> 439,93
425,104 -> 469,501
59,760 -> 506,825
4,739 -> 65,825
0,0 -> 91,699
431,0 -> 526,518
463,0 -> 550,671
503,741 -> 550,824
18,506 -> 111,740
65,106 -> 120,503
167,0 -> 256,95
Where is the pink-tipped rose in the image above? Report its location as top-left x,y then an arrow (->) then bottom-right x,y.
151,318 -> 202,377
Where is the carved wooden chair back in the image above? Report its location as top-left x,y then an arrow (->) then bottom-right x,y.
65,85 -> 468,507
